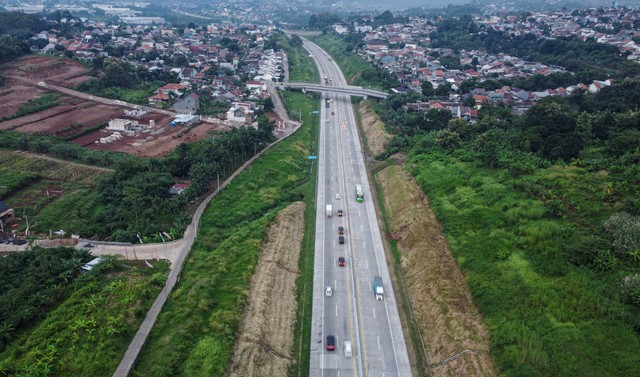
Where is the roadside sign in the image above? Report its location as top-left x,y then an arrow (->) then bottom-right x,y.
308,156 -> 317,160
312,111 -> 319,114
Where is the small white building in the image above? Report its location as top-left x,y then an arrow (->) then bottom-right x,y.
107,119 -> 138,131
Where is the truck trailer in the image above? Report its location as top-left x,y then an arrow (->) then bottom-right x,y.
373,276 -> 384,300
326,204 -> 333,218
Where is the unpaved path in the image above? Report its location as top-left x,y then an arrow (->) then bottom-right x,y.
359,101 -> 392,157
18,151 -> 114,173
376,161 -> 497,377
227,202 -> 305,377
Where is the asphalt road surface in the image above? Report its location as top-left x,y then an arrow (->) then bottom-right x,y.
305,39 -> 413,377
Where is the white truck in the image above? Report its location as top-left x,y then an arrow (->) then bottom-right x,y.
326,204 -> 333,218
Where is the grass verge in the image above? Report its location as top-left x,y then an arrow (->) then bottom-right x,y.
309,34 -> 382,90
130,91 -> 319,377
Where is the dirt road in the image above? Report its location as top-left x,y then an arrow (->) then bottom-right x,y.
227,202 -> 305,377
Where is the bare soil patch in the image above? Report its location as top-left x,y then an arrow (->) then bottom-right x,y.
4,55 -> 89,87
359,101 -> 392,157
227,202 -> 305,377
376,164 -> 497,377
0,82 -> 48,119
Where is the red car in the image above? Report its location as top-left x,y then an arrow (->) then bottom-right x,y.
338,257 -> 346,267
338,226 -> 344,235
326,335 -> 336,351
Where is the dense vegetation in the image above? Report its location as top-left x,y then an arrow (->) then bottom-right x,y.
0,247 -> 92,350
0,116 -> 275,242
0,253 -> 170,376
0,12 -> 46,65
77,60 -> 177,104
374,78 -> 640,376
131,91 -> 318,376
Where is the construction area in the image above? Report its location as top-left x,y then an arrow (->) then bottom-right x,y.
0,55 -> 229,157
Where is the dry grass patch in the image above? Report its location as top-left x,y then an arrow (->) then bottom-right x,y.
377,163 -> 497,377
227,201 -> 306,377
359,102 -> 392,157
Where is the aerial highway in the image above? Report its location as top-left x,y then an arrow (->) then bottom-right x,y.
305,39 -> 413,377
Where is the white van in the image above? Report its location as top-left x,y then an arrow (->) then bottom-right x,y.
344,341 -> 352,357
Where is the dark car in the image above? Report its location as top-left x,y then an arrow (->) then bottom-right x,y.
338,226 -> 344,235
326,335 -> 336,351
338,257 -> 346,267
337,209 -> 344,217
338,236 -> 345,244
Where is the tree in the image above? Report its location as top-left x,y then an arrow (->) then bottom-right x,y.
434,82 -> 451,96
421,81 -> 434,97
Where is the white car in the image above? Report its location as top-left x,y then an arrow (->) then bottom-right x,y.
325,286 -> 333,297
335,193 -> 341,200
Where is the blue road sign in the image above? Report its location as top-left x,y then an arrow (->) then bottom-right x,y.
308,155 -> 317,160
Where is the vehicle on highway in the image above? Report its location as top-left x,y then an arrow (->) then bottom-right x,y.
338,257 -> 346,266
325,286 -> 333,297
344,341 -> 352,357
326,335 -> 336,350
338,236 -> 345,244
335,193 -> 341,200
355,184 -> 364,203
326,119 -> 330,123
337,209 -> 344,217
338,226 -> 344,234
374,276 -> 384,300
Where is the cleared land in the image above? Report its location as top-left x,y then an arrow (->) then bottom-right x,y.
376,161 -> 497,377
228,201 -> 305,377
0,55 -> 223,157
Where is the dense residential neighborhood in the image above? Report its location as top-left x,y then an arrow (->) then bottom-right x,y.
330,7 -> 639,117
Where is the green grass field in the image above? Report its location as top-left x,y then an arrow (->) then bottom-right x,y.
0,258 -> 170,377
310,35 -> 382,90
407,151 -> 640,376
279,37 -> 319,83
0,150 -> 107,237
131,91 -> 319,377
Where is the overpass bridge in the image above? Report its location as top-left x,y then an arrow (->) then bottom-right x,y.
279,82 -> 388,99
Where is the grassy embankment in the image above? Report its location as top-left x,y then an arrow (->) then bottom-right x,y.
406,151 -> 640,376
131,90 -> 319,377
0,254 -> 170,376
279,34 -> 319,83
281,35 -> 320,377
310,34 -> 382,90
0,150 -> 108,237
